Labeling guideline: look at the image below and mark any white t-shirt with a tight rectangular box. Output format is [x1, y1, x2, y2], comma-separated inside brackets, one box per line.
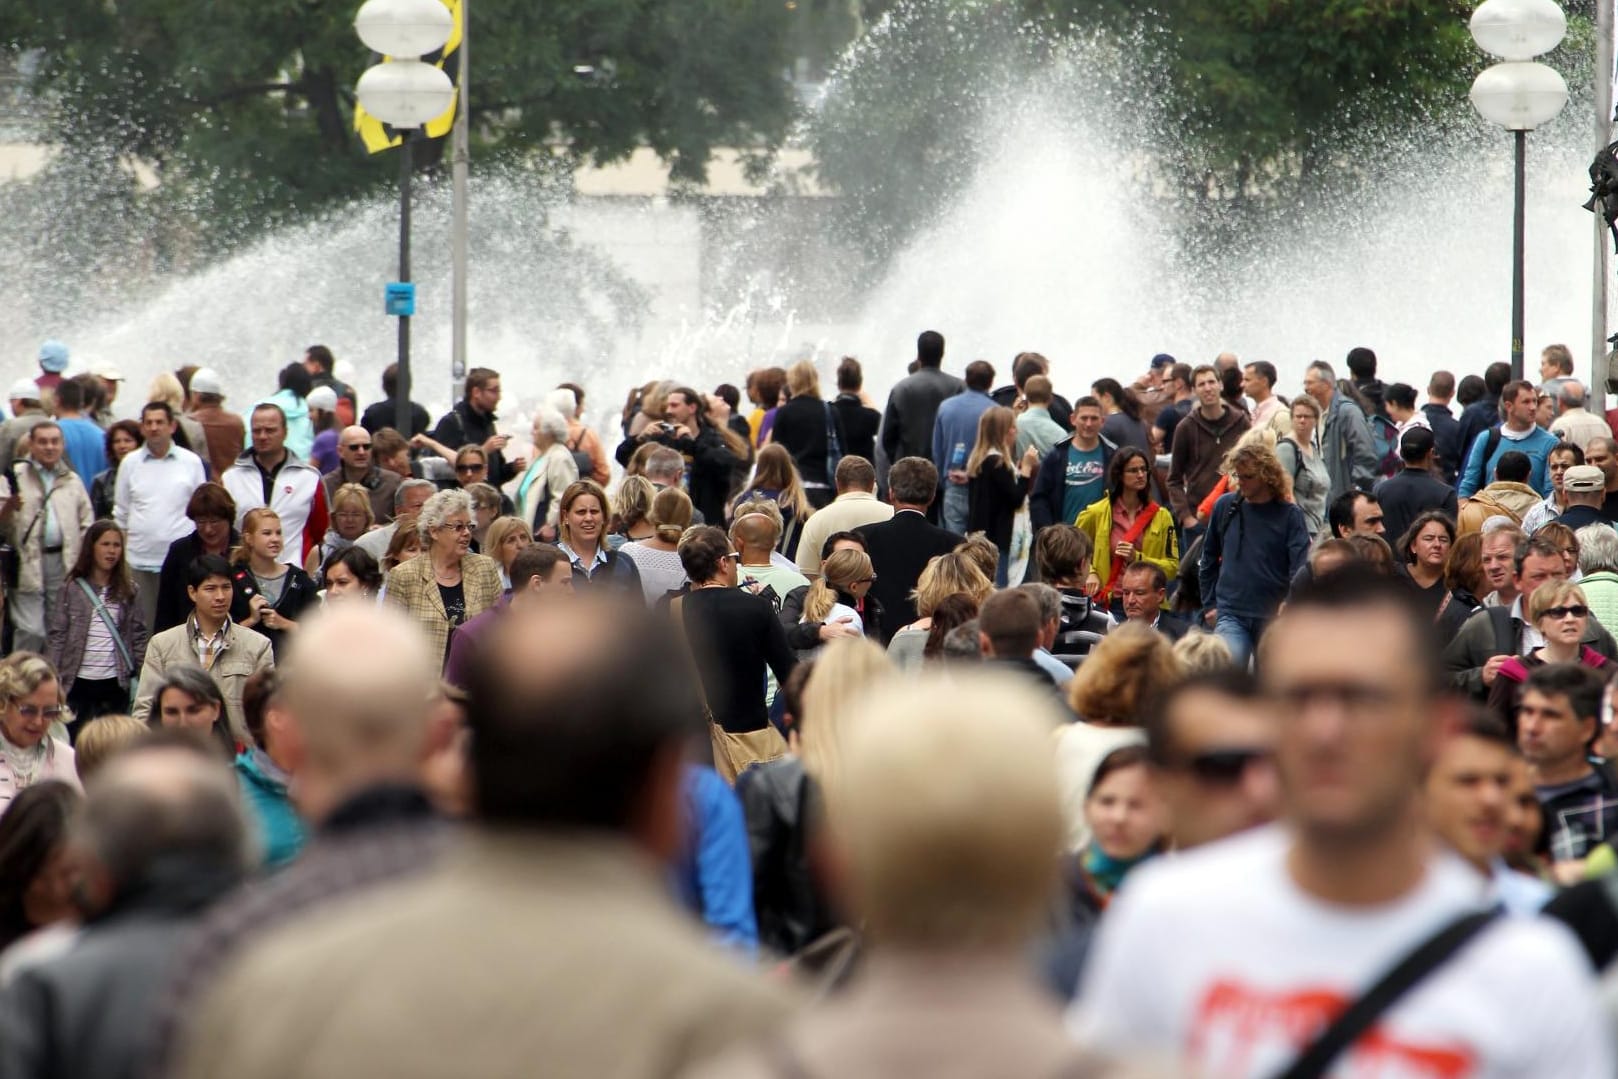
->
[1070, 825, 1612, 1078]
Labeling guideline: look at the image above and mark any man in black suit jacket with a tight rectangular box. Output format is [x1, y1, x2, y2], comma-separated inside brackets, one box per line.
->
[1118, 563, 1189, 641]
[1372, 427, 1457, 549]
[857, 457, 964, 642]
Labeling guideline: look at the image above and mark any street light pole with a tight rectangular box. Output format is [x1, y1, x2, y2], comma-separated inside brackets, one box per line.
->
[1467, 0, 1569, 381]
[397, 131, 414, 439]
[354, 0, 455, 439]
[1513, 128, 1526, 376]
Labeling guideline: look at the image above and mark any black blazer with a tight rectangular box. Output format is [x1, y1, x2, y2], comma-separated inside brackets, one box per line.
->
[857, 511, 965, 643]
[832, 394, 882, 466]
[967, 454, 1027, 553]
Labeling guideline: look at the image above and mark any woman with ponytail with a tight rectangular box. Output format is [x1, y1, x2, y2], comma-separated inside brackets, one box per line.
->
[798, 548, 881, 648]
[619, 485, 694, 605]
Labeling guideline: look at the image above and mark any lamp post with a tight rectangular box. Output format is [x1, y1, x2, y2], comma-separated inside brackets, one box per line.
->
[354, 0, 455, 438]
[1468, 0, 1569, 381]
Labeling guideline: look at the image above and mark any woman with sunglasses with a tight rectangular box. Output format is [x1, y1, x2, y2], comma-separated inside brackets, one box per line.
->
[797, 549, 881, 647]
[0, 655, 81, 810]
[1489, 580, 1609, 726]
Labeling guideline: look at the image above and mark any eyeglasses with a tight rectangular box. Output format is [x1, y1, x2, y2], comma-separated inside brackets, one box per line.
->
[1167, 747, 1271, 785]
[344, 443, 372, 452]
[856, 575, 877, 584]
[14, 705, 64, 722]
[439, 521, 473, 534]
[456, 463, 485, 474]
[722, 551, 742, 562]
[1544, 605, 1590, 619]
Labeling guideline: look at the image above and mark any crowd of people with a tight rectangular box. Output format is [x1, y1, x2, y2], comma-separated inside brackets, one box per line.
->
[2, 331, 1618, 1075]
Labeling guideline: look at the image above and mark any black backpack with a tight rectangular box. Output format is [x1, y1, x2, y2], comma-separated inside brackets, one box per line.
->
[1585, 138, 1618, 255]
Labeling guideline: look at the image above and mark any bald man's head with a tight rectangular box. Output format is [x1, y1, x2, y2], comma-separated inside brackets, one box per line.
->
[279, 604, 437, 773]
[730, 512, 781, 558]
[338, 425, 376, 473]
[465, 596, 702, 834]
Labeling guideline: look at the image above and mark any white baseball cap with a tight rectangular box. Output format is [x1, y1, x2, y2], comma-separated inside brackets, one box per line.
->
[90, 360, 125, 381]
[8, 378, 41, 403]
[189, 368, 225, 397]
[306, 386, 339, 412]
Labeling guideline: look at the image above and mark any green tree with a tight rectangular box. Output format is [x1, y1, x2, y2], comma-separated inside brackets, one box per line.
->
[2, 0, 798, 239]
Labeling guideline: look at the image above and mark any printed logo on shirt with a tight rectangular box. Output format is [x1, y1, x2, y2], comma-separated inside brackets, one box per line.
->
[1065, 456, 1105, 490]
[1190, 980, 1475, 1078]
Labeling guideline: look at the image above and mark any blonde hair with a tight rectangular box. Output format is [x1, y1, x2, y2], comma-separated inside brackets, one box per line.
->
[331, 483, 375, 529]
[650, 486, 694, 544]
[911, 552, 993, 618]
[803, 549, 873, 623]
[786, 360, 822, 401]
[74, 714, 147, 784]
[613, 475, 656, 531]
[953, 535, 999, 582]
[1529, 579, 1588, 623]
[798, 637, 893, 792]
[749, 444, 812, 521]
[147, 372, 185, 410]
[0, 653, 65, 712]
[1220, 425, 1278, 477]
[1170, 630, 1234, 675]
[483, 516, 533, 571]
[384, 513, 422, 571]
[1067, 623, 1181, 724]
[230, 506, 282, 564]
[827, 672, 1066, 947]
[966, 406, 1016, 478]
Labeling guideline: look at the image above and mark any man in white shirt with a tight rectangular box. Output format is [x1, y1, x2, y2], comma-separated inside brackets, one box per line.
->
[794, 456, 893, 578]
[115, 402, 207, 629]
[221, 403, 328, 567]
[1549, 381, 1610, 452]
[1073, 568, 1612, 1077]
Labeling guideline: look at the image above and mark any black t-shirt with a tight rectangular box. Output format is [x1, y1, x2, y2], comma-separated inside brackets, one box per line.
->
[1154, 399, 1192, 448]
[438, 581, 466, 627]
[679, 587, 797, 733]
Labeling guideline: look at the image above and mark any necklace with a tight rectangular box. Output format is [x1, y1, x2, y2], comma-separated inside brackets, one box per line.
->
[0, 731, 46, 791]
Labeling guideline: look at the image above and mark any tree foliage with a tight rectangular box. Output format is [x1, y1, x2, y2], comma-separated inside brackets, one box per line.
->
[2, 0, 798, 238]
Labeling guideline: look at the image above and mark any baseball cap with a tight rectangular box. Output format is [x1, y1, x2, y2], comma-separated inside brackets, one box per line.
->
[1398, 427, 1434, 459]
[1150, 353, 1176, 370]
[1564, 465, 1606, 493]
[90, 360, 125, 381]
[189, 368, 225, 397]
[306, 386, 339, 412]
[38, 340, 69, 373]
[8, 378, 41, 403]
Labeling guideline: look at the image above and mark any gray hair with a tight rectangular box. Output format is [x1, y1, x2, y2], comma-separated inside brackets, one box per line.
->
[942, 620, 982, 660]
[394, 477, 436, 512]
[75, 745, 254, 896]
[150, 665, 225, 718]
[545, 387, 579, 418]
[645, 447, 686, 484]
[417, 488, 474, 540]
[533, 406, 570, 444]
[1307, 360, 1337, 384]
[1018, 582, 1062, 625]
[1560, 381, 1587, 409]
[1578, 524, 1618, 575]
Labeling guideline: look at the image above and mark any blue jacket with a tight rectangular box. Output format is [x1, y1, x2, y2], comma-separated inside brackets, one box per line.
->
[1457, 425, 1558, 498]
[235, 749, 306, 869]
[1031, 435, 1118, 531]
[674, 764, 758, 957]
[931, 389, 996, 485]
[1198, 493, 1310, 620]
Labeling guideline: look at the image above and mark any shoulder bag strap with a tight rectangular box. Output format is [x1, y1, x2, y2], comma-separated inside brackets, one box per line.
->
[670, 596, 714, 720]
[76, 578, 135, 673]
[1273, 910, 1499, 1079]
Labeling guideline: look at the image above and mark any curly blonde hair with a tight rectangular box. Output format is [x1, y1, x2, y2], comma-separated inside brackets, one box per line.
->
[911, 552, 993, 619]
[1229, 442, 1291, 503]
[1067, 623, 1181, 724]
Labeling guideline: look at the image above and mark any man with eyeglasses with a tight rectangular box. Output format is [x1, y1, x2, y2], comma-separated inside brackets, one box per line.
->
[1142, 668, 1276, 850]
[1073, 569, 1608, 1076]
[321, 425, 400, 525]
[221, 403, 328, 568]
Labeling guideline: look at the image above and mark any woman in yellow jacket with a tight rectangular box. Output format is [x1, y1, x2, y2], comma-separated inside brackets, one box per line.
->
[1074, 446, 1178, 614]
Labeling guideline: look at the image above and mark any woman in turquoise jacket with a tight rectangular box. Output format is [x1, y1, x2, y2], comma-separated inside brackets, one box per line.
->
[265, 362, 316, 462]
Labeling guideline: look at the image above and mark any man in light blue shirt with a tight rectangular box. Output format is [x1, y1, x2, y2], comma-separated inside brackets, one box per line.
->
[52, 378, 106, 489]
[1015, 374, 1068, 460]
[930, 360, 997, 534]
